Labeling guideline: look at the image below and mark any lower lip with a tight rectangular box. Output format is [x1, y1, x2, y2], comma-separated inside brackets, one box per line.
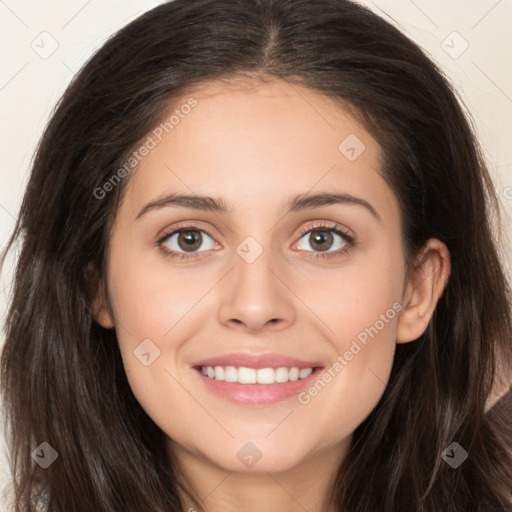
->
[193, 367, 323, 406]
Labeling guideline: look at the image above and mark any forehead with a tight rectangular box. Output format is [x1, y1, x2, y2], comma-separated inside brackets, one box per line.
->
[117, 76, 399, 227]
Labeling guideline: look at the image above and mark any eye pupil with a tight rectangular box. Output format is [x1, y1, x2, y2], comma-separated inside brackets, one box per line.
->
[310, 231, 333, 252]
[178, 231, 202, 252]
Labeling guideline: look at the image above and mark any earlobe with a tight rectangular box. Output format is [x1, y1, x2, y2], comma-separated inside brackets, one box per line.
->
[87, 262, 115, 329]
[396, 239, 451, 344]
[94, 290, 115, 329]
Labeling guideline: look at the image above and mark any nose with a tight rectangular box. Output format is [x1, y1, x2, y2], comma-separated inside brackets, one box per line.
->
[217, 246, 297, 333]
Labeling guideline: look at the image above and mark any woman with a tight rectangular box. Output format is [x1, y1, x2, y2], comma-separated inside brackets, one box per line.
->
[1, 0, 511, 510]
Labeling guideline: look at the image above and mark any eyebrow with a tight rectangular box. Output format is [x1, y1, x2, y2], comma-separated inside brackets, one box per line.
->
[135, 191, 382, 222]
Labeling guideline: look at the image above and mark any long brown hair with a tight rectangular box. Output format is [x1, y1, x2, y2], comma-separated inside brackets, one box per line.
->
[1, 0, 511, 510]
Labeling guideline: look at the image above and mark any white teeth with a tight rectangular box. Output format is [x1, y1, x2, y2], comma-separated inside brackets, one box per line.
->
[224, 366, 238, 382]
[275, 367, 289, 383]
[200, 365, 316, 384]
[256, 368, 275, 384]
[299, 368, 313, 379]
[214, 366, 224, 380]
[238, 367, 256, 384]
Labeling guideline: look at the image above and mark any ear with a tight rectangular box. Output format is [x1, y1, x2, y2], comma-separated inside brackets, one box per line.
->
[396, 239, 451, 344]
[87, 261, 115, 329]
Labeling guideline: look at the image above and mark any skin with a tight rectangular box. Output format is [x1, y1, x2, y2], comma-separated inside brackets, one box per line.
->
[94, 76, 451, 512]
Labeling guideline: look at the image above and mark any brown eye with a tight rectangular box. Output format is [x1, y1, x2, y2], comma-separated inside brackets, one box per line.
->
[308, 231, 334, 252]
[178, 230, 203, 252]
[297, 229, 349, 254]
[161, 229, 217, 254]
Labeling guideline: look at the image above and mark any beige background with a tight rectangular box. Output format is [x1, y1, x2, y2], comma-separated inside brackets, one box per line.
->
[0, 0, 511, 507]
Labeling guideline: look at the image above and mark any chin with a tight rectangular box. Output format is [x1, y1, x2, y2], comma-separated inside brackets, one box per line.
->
[202, 440, 312, 474]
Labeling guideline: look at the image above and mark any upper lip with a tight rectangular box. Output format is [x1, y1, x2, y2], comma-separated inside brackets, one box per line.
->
[192, 352, 324, 370]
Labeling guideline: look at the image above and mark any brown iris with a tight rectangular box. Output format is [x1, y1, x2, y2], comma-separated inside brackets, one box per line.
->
[178, 230, 203, 252]
[309, 230, 333, 252]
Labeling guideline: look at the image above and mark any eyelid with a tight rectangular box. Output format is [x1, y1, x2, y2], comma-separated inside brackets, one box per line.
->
[156, 221, 219, 246]
[291, 221, 356, 260]
[156, 220, 356, 260]
[296, 220, 355, 242]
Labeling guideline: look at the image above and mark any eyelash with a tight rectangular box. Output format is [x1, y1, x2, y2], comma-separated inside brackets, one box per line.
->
[156, 221, 357, 261]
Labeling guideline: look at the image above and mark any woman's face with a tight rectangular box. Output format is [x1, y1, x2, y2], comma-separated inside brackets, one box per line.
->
[95, 77, 447, 475]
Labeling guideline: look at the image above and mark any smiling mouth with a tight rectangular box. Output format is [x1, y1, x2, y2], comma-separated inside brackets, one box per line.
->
[194, 365, 323, 385]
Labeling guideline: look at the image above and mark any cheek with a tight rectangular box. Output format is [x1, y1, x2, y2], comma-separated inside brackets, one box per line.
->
[295, 254, 403, 434]
[107, 246, 213, 343]
[302, 246, 403, 353]
[105, 250, 216, 420]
